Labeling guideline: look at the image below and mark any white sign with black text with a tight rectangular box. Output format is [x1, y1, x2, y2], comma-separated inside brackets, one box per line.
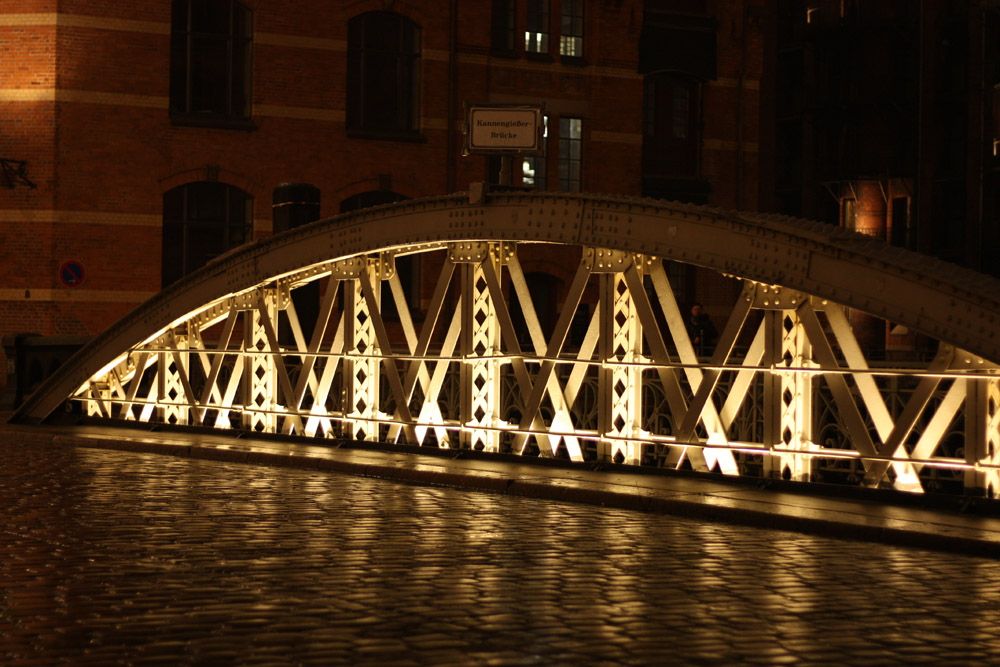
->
[466, 105, 543, 154]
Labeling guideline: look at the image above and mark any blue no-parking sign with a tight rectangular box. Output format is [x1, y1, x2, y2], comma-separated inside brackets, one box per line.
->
[59, 260, 85, 287]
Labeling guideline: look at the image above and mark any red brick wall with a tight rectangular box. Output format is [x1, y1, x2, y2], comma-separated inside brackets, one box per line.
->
[0, 0, 762, 390]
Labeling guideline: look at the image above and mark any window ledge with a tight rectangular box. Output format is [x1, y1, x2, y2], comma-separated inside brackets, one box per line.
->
[525, 51, 554, 62]
[346, 127, 428, 143]
[170, 113, 257, 131]
[560, 55, 588, 67]
[490, 48, 519, 59]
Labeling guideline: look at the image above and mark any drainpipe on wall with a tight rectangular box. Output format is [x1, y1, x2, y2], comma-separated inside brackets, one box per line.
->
[446, 0, 459, 193]
[977, 6, 986, 272]
[736, 1, 747, 210]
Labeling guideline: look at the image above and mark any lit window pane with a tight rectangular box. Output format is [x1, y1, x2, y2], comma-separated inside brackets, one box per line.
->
[525, 0, 549, 53]
[522, 116, 548, 189]
[559, 0, 584, 57]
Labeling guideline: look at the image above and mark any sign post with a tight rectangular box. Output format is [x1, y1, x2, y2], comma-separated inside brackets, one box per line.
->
[464, 104, 544, 186]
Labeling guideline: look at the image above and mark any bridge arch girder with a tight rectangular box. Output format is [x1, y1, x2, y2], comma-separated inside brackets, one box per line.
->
[11, 191, 1000, 496]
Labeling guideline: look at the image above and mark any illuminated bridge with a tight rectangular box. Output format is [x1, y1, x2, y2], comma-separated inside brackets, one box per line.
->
[12, 190, 1000, 497]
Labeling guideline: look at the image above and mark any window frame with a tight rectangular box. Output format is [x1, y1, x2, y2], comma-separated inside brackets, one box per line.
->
[340, 191, 420, 319]
[169, 0, 254, 130]
[558, 116, 582, 193]
[521, 114, 548, 189]
[642, 71, 700, 178]
[346, 11, 424, 141]
[559, 0, 585, 62]
[491, 0, 518, 57]
[525, 0, 550, 58]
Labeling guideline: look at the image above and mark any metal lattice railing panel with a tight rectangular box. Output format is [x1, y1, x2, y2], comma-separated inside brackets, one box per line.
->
[54, 241, 1000, 496]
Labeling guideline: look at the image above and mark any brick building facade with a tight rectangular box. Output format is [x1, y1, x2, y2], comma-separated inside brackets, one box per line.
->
[0, 0, 765, 393]
[767, 0, 1000, 274]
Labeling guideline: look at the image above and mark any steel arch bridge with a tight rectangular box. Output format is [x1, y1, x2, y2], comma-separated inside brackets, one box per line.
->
[12, 190, 1000, 496]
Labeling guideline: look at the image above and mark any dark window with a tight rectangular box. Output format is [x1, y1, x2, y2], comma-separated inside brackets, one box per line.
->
[559, 0, 584, 58]
[522, 115, 548, 188]
[932, 180, 966, 259]
[558, 117, 582, 192]
[340, 191, 418, 319]
[645, 0, 705, 11]
[891, 196, 909, 247]
[671, 85, 690, 138]
[666, 261, 693, 310]
[993, 84, 1000, 157]
[169, 0, 252, 127]
[162, 182, 252, 287]
[638, 6, 717, 81]
[347, 12, 421, 136]
[525, 0, 549, 54]
[642, 73, 698, 177]
[775, 119, 803, 191]
[511, 271, 562, 347]
[491, 0, 516, 54]
[488, 156, 503, 185]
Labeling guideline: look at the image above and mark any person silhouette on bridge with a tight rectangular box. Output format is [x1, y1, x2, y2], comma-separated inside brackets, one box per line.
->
[688, 302, 717, 356]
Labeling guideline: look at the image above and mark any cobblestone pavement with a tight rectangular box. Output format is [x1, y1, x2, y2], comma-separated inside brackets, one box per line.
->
[3, 442, 1000, 665]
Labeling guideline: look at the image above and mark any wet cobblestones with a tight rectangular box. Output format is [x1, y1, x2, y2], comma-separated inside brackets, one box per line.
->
[3, 441, 1000, 665]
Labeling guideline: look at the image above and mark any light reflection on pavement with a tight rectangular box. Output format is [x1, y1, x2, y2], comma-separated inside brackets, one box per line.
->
[2, 441, 999, 665]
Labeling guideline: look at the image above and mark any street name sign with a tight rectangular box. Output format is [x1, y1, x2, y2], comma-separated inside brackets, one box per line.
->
[465, 105, 544, 154]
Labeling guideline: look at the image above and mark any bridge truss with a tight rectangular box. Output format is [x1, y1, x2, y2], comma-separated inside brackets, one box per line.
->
[13, 192, 1000, 497]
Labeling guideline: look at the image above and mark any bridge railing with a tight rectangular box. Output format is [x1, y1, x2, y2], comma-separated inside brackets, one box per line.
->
[13, 192, 1000, 499]
[57, 242, 1000, 498]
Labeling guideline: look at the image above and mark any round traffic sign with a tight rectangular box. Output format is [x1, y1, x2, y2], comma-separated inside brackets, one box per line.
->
[59, 260, 85, 287]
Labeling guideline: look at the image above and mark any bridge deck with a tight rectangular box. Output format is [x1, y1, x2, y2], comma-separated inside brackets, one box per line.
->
[4, 417, 1000, 557]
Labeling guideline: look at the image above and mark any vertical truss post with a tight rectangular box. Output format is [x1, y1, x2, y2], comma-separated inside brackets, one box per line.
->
[344, 263, 380, 442]
[243, 291, 276, 433]
[158, 335, 189, 427]
[762, 311, 782, 478]
[50, 225, 1000, 501]
[119, 353, 142, 421]
[756, 285, 815, 480]
[774, 309, 814, 481]
[965, 375, 1000, 497]
[598, 256, 642, 464]
[454, 242, 502, 451]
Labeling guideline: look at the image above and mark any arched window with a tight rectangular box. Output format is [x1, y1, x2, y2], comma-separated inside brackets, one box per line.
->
[643, 72, 698, 178]
[162, 182, 252, 287]
[346, 12, 421, 136]
[340, 191, 419, 319]
[169, 0, 253, 127]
